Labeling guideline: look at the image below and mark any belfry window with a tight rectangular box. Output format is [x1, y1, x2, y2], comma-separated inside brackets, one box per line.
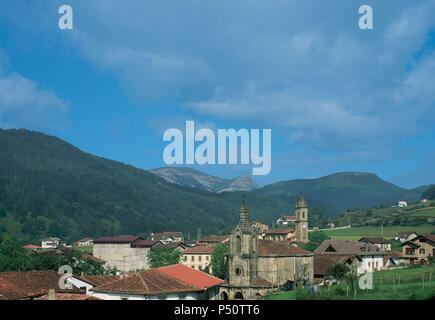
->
[236, 235, 242, 252]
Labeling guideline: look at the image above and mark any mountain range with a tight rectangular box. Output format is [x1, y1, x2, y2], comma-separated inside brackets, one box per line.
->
[0, 129, 429, 243]
[150, 167, 259, 193]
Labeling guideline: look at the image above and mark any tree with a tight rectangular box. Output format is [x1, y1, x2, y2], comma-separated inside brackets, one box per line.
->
[422, 185, 435, 200]
[326, 263, 349, 281]
[210, 244, 228, 279]
[147, 247, 181, 268]
[302, 230, 331, 252]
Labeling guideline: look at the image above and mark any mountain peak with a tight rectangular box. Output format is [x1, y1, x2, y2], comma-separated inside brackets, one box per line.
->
[150, 167, 259, 193]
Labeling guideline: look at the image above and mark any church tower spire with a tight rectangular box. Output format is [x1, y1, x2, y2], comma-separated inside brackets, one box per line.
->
[295, 193, 309, 242]
[239, 194, 249, 229]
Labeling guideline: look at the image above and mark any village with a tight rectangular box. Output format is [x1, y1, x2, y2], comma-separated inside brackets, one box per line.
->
[0, 195, 434, 301]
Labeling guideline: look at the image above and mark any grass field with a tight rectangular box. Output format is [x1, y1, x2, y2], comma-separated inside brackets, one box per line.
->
[323, 225, 434, 240]
[264, 264, 435, 300]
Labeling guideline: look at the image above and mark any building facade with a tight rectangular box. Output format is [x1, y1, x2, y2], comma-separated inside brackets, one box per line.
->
[182, 245, 214, 272]
[220, 199, 314, 300]
[93, 236, 157, 272]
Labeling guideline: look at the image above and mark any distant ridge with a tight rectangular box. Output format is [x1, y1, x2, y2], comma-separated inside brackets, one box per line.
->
[253, 171, 425, 214]
[150, 167, 259, 193]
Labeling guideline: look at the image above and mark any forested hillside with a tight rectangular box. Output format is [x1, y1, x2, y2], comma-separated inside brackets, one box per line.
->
[0, 129, 288, 243]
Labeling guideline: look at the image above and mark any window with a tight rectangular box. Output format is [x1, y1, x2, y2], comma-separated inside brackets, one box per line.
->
[184, 256, 187, 261]
[236, 236, 242, 253]
[191, 255, 195, 262]
[406, 248, 415, 255]
[419, 248, 425, 254]
[205, 256, 209, 261]
[199, 255, 202, 262]
[234, 267, 242, 277]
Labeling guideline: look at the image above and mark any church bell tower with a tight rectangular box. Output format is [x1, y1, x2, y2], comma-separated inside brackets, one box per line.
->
[228, 197, 258, 287]
[295, 194, 309, 242]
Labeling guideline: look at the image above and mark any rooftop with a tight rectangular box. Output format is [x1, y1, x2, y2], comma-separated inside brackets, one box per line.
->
[314, 240, 385, 255]
[93, 235, 140, 244]
[258, 240, 313, 256]
[183, 245, 214, 254]
[0, 271, 78, 300]
[93, 264, 223, 296]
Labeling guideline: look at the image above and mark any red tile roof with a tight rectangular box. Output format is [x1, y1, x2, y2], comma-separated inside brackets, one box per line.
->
[93, 269, 198, 295]
[258, 240, 312, 256]
[0, 271, 78, 300]
[182, 245, 214, 254]
[77, 275, 120, 287]
[22, 244, 41, 250]
[36, 293, 101, 300]
[131, 239, 159, 248]
[156, 264, 224, 290]
[94, 235, 140, 244]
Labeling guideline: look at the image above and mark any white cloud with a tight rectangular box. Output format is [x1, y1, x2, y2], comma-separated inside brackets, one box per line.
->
[0, 62, 68, 130]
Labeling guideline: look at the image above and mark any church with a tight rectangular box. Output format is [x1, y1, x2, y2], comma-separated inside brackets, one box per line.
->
[220, 195, 314, 300]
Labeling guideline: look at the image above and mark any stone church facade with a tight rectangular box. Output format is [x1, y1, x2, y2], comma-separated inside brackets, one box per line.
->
[220, 195, 314, 300]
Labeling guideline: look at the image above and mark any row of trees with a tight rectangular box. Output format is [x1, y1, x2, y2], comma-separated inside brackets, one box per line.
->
[0, 236, 115, 275]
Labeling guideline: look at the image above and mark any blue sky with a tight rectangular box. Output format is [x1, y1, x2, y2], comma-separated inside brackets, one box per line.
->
[0, 1, 435, 188]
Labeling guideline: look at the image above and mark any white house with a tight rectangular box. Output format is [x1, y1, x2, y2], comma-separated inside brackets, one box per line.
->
[398, 201, 408, 208]
[276, 215, 296, 226]
[41, 237, 61, 249]
[74, 237, 94, 247]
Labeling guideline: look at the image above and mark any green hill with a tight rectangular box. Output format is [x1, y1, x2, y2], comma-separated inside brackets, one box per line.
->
[254, 172, 425, 215]
[0, 129, 288, 243]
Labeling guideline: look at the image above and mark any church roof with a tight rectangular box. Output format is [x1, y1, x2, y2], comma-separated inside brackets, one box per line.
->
[258, 240, 313, 256]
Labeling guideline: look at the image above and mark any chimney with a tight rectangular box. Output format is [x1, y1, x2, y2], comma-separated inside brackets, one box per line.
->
[48, 289, 56, 301]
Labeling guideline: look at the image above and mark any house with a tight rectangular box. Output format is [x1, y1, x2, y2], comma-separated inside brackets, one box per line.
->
[386, 251, 405, 266]
[262, 229, 295, 241]
[313, 254, 361, 279]
[276, 215, 296, 226]
[74, 237, 94, 247]
[398, 201, 408, 208]
[150, 232, 184, 243]
[91, 264, 224, 300]
[0, 271, 80, 300]
[41, 237, 61, 249]
[314, 240, 389, 273]
[401, 234, 435, 265]
[394, 231, 419, 243]
[93, 235, 158, 272]
[197, 235, 230, 246]
[249, 220, 269, 235]
[182, 245, 214, 272]
[359, 237, 392, 251]
[421, 198, 429, 203]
